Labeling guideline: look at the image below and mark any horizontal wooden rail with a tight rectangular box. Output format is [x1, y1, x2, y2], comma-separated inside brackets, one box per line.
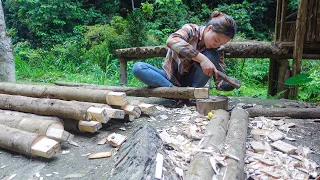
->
[115, 41, 320, 84]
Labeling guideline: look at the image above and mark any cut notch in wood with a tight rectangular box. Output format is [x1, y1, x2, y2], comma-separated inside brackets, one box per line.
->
[106, 92, 128, 106]
[86, 107, 109, 123]
[103, 108, 125, 119]
[194, 88, 209, 99]
[46, 127, 74, 142]
[31, 137, 60, 158]
[78, 120, 102, 133]
[121, 104, 141, 118]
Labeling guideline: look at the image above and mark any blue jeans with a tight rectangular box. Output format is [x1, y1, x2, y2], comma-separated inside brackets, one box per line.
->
[132, 49, 233, 89]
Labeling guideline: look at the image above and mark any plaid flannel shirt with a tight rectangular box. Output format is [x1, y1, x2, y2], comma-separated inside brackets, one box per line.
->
[163, 24, 225, 87]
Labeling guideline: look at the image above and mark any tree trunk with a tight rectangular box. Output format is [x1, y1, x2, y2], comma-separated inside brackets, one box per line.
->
[54, 82, 209, 99]
[218, 108, 249, 180]
[110, 124, 177, 179]
[186, 110, 230, 180]
[246, 107, 320, 119]
[0, 1, 15, 82]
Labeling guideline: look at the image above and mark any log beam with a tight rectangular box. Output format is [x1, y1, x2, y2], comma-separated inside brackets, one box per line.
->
[54, 82, 209, 99]
[246, 107, 320, 119]
[186, 110, 230, 179]
[218, 108, 249, 180]
[0, 94, 109, 123]
[0, 124, 60, 158]
[0, 82, 128, 106]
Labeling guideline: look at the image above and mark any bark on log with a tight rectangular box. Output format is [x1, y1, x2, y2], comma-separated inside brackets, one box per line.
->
[196, 96, 228, 115]
[114, 42, 287, 58]
[186, 110, 230, 180]
[0, 94, 109, 122]
[0, 82, 128, 106]
[0, 114, 64, 138]
[218, 108, 249, 180]
[54, 82, 209, 99]
[0, 2, 16, 82]
[246, 107, 320, 119]
[0, 124, 60, 158]
[111, 124, 177, 179]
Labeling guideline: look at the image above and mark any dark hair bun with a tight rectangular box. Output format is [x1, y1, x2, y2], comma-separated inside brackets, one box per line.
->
[210, 11, 225, 18]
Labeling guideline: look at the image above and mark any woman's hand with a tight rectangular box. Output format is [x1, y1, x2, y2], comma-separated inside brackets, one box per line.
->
[200, 58, 218, 77]
[192, 53, 218, 78]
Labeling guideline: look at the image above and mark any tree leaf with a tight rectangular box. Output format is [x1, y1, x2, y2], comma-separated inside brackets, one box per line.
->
[285, 73, 313, 85]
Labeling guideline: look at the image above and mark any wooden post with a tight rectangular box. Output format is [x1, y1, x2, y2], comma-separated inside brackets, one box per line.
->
[119, 57, 128, 85]
[277, 59, 289, 98]
[274, 0, 282, 41]
[291, 0, 308, 98]
[279, 0, 288, 41]
[267, 58, 279, 96]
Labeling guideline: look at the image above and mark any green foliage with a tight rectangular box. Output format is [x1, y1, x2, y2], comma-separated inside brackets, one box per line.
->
[126, 9, 147, 47]
[4, 0, 105, 47]
[285, 74, 313, 85]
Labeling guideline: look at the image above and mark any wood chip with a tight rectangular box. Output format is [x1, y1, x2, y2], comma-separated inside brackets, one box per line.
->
[267, 130, 284, 141]
[270, 140, 297, 154]
[251, 129, 271, 136]
[97, 136, 108, 145]
[107, 133, 127, 147]
[250, 141, 265, 153]
[260, 169, 282, 179]
[88, 152, 112, 159]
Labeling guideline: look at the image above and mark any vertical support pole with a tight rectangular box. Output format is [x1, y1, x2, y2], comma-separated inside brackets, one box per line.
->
[119, 57, 128, 85]
[274, 0, 282, 42]
[267, 58, 279, 96]
[290, 0, 308, 98]
[279, 0, 288, 41]
[277, 59, 289, 98]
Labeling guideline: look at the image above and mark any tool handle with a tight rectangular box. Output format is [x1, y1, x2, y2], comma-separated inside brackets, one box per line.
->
[217, 71, 242, 89]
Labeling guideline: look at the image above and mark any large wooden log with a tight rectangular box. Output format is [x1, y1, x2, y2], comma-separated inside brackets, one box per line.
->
[0, 114, 73, 142]
[0, 124, 60, 158]
[0, 94, 109, 123]
[110, 124, 176, 179]
[218, 108, 249, 180]
[114, 42, 288, 58]
[0, 82, 128, 106]
[246, 107, 320, 119]
[54, 82, 209, 99]
[186, 109, 230, 180]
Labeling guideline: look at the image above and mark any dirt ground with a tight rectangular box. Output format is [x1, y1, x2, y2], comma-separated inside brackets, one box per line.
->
[0, 96, 319, 180]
